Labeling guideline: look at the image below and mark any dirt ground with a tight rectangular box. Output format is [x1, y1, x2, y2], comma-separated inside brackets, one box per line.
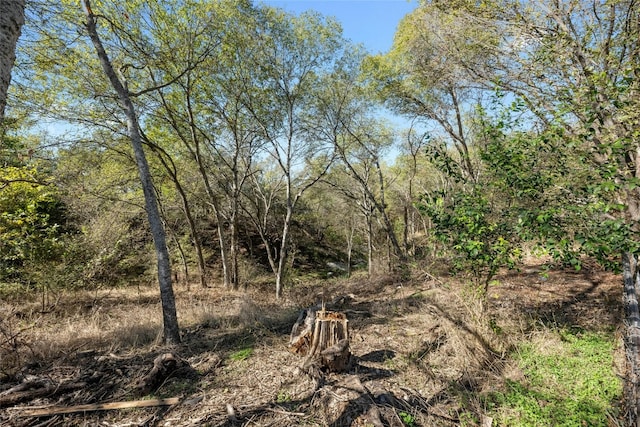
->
[0, 260, 624, 426]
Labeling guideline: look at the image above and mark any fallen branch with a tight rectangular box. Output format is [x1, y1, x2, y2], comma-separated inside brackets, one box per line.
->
[0, 382, 86, 407]
[0, 379, 47, 397]
[20, 397, 181, 417]
[264, 407, 306, 417]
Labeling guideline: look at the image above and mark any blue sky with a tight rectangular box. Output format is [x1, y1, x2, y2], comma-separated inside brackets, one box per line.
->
[260, 0, 418, 54]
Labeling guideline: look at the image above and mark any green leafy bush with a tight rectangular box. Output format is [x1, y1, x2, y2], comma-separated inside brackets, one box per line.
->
[0, 167, 67, 283]
[419, 189, 521, 289]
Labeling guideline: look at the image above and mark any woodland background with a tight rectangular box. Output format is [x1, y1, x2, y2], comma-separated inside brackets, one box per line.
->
[1, 1, 639, 425]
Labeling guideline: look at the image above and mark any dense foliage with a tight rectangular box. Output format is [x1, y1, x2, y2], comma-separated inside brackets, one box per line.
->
[0, 166, 66, 283]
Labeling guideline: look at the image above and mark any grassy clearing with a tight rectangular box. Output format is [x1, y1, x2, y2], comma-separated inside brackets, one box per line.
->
[485, 328, 622, 426]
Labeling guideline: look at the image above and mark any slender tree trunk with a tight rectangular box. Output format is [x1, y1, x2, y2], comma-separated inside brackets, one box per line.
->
[229, 207, 239, 289]
[82, 0, 180, 344]
[345, 224, 354, 278]
[0, 0, 25, 119]
[173, 233, 189, 287]
[366, 212, 373, 277]
[258, 231, 278, 276]
[338, 144, 404, 271]
[215, 208, 231, 288]
[373, 159, 404, 264]
[244, 174, 280, 276]
[228, 160, 240, 289]
[153, 83, 214, 288]
[199, 167, 230, 288]
[406, 176, 416, 257]
[228, 147, 244, 290]
[403, 205, 409, 255]
[229, 159, 251, 290]
[275, 205, 293, 299]
[625, 176, 640, 424]
[387, 235, 392, 273]
[623, 252, 640, 426]
[182, 81, 232, 288]
[154, 193, 188, 286]
[170, 176, 206, 288]
[190, 212, 207, 288]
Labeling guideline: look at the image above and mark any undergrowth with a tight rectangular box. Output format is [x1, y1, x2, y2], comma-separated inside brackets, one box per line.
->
[485, 328, 621, 426]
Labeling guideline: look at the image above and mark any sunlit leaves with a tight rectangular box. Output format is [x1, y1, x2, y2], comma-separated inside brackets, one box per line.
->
[419, 188, 519, 286]
[0, 167, 65, 281]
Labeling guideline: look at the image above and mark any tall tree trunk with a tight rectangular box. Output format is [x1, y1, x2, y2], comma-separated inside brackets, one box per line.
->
[154, 192, 189, 286]
[625, 178, 640, 425]
[372, 159, 405, 264]
[215, 208, 231, 288]
[228, 153, 247, 290]
[275, 204, 293, 299]
[183, 77, 232, 288]
[403, 205, 409, 255]
[345, 224, 354, 278]
[152, 81, 216, 288]
[229, 207, 239, 289]
[82, 0, 180, 344]
[0, 0, 25, 119]
[172, 232, 189, 287]
[623, 252, 640, 426]
[186, 201, 207, 288]
[365, 212, 373, 277]
[198, 162, 230, 288]
[256, 228, 278, 277]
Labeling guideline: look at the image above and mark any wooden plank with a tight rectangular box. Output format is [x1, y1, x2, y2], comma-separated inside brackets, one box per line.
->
[21, 397, 181, 417]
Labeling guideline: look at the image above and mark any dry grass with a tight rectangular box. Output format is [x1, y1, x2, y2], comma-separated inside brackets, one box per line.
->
[0, 260, 624, 426]
[0, 283, 296, 372]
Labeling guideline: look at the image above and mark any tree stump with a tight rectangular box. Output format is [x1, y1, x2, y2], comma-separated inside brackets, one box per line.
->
[289, 306, 351, 374]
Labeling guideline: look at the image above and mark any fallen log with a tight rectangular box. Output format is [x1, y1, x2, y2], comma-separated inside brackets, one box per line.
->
[0, 379, 48, 397]
[0, 382, 86, 408]
[20, 397, 181, 417]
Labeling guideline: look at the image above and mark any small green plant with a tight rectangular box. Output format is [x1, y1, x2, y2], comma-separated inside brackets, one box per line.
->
[276, 390, 292, 403]
[398, 410, 416, 427]
[488, 317, 502, 335]
[409, 291, 425, 300]
[459, 411, 479, 426]
[382, 352, 400, 370]
[229, 347, 253, 362]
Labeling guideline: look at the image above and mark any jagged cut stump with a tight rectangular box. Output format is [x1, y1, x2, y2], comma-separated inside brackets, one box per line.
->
[289, 307, 351, 374]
